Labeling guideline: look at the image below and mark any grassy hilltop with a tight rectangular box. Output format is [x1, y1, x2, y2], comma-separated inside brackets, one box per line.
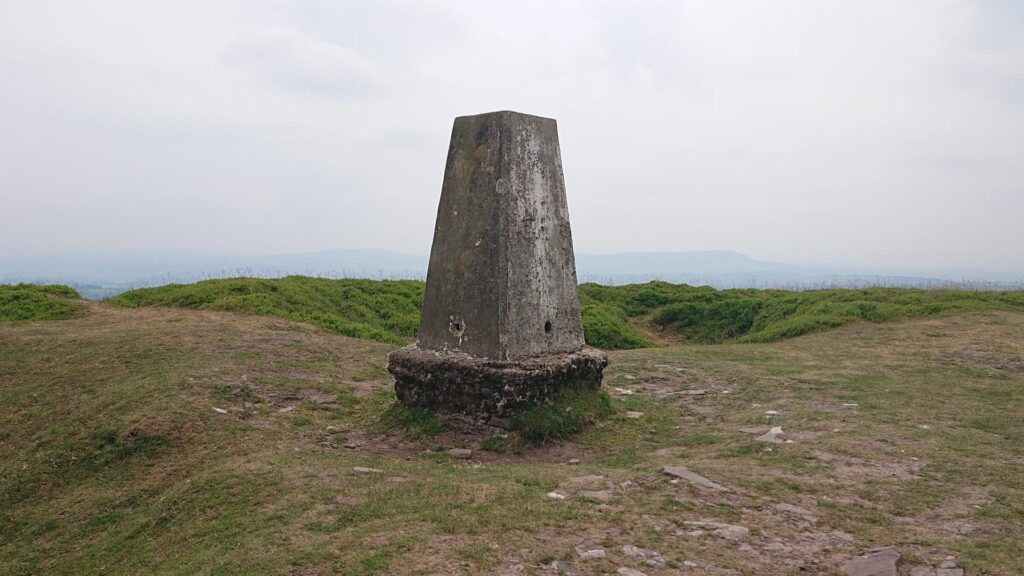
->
[0, 284, 83, 321]
[1, 284, 1022, 574]
[107, 276, 1024, 350]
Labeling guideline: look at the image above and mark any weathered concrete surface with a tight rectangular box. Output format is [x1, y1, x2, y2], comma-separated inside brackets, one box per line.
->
[389, 345, 606, 418]
[416, 111, 585, 360]
[388, 111, 606, 417]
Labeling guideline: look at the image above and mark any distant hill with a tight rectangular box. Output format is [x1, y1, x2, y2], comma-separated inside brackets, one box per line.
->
[1, 249, 1021, 299]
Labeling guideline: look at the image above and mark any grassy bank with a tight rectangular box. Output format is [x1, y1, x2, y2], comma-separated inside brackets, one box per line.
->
[111, 277, 1024, 350]
[111, 277, 422, 346]
[580, 281, 1024, 344]
[0, 284, 82, 321]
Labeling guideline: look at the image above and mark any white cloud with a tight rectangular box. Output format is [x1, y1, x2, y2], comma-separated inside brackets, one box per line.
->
[224, 26, 381, 97]
[0, 0, 1021, 270]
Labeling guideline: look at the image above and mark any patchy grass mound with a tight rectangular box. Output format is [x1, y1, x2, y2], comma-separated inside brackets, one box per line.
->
[111, 277, 1024, 349]
[0, 284, 82, 321]
[111, 276, 651, 350]
[581, 281, 1024, 343]
[111, 276, 423, 345]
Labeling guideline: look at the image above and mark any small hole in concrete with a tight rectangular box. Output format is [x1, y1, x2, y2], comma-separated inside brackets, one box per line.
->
[544, 320, 552, 333]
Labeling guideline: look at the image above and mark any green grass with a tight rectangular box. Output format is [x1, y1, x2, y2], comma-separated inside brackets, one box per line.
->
[378, 403, 445, 438]
[110, 277, 1024, 349]
[580, 281, 1024, 343]
[110, 276, 422, 346]
[0, 284, 82, 321]
[2, 296, 1024, 574]
[513, 387, 615, 445]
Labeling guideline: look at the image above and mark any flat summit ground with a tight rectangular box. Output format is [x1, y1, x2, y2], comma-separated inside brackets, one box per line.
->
[2, 302, 1023, 575]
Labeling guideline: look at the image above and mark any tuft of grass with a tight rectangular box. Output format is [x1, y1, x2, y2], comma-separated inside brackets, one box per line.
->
[481, 435, 509, 453]
[378, 403, 445, 438]
[513, 388, 615, 445]
[0, 284, 82, 321]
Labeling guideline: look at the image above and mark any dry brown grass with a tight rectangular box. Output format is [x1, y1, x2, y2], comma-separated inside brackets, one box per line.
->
[1, 303, 1022, 574]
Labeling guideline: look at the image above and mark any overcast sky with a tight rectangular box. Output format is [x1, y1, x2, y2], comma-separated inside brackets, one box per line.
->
[1, 1, 1022, 270]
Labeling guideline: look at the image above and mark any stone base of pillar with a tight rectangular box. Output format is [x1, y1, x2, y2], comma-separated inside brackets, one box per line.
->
[387, 345, 608, 422]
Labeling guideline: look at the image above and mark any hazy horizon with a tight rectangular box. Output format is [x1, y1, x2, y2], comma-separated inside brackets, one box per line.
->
[2, 1, 1022, 271]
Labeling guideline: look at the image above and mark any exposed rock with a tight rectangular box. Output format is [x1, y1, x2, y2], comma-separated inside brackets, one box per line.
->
[574, 542, 606, 561]
[353, 466, 383, 473]
[774, 502, 815, 519]
[546, 491, 568, 500]
[621, 545, 666, 568]
[496, 556, 527, 575]
[613, 387, 636, 395]
[617, 568, 647, 576]
[842, 548, 900, 576]
[739, 426, 769, 434]
[662, 466, 729, 491]
[212, 407, 228, 414]
[909, 568, 936, 576]
[683, 521, 750, 542]
[755, 426, 793, 444]
[682, 560, 742, 575]
[624, 410, 644, 418]
[579, 490, 613, 503]
[567, 474, 607, 486]
[447, 448, 473, 459]
[936, 570, 963, 576]
[550, 560, 583, 576]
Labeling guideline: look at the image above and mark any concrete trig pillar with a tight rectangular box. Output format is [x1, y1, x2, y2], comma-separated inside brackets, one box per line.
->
[387, 111, 607, 420]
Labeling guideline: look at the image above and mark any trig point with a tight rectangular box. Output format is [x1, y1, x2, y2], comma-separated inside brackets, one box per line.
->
[387, 111, 607, 421]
